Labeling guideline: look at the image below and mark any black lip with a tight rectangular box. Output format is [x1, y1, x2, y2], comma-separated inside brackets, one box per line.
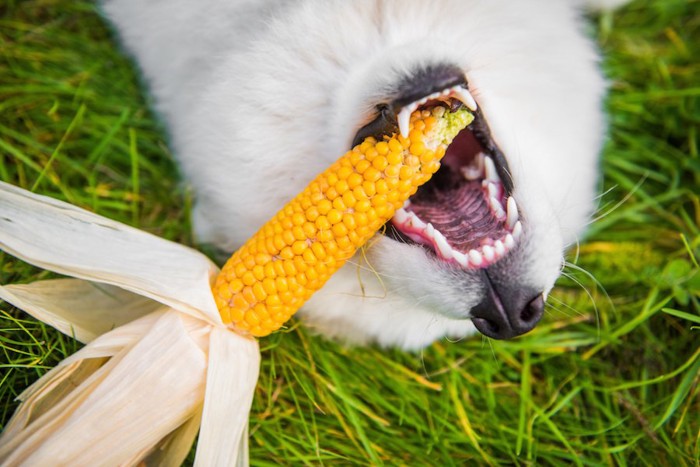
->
[352, 104, 398, 148]
[352, 63, 468, 148]
[391, 63, 467, 111]
[468, 108, 513, 195]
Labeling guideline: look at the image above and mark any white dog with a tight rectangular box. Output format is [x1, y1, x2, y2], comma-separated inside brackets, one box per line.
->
[102, 0, 620, 349]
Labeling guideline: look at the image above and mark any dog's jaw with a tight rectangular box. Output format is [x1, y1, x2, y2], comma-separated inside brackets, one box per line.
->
[104, 0, 606, 348]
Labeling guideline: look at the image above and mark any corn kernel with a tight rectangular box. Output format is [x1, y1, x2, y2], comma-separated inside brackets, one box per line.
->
[213, 107, 472, 336]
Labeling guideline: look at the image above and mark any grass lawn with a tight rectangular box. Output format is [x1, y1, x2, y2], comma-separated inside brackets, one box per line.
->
[1, 0, 698, 465]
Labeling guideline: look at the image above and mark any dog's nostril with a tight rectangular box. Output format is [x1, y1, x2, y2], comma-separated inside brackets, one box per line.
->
[520, 294, 544, 323]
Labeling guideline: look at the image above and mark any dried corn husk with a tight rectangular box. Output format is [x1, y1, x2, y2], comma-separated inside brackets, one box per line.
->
[0, 182, 259, 466]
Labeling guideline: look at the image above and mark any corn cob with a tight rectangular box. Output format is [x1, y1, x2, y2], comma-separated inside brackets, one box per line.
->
[212, 107, 474, 336]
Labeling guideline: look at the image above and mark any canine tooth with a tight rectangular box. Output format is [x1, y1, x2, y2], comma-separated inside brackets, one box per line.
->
[452, 85, 478, 111]
[468, 249, 483, 266]
[484, 156, 499, 182]
[453, 251, 469, 268]
[482, 245, 495, 262]
[397, 104, 415, 138]
[504, 233, 515, 249]
[506, 196, 518, 228]
[393, 208, 409, 225]
[494, 240, 505, 257]
[512, 221, 523, 239]
[426, 222, 435, 238]
[434, 231, 454, 259]
[442, 89, 451, 96]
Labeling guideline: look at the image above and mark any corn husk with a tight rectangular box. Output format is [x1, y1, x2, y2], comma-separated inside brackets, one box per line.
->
[0, 182, 260, 466]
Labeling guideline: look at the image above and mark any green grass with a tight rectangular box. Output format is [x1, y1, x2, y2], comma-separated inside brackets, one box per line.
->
[1, 0, 698, 465]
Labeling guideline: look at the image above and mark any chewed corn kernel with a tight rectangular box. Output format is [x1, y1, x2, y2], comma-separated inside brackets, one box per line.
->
[213, 106, 474, 336]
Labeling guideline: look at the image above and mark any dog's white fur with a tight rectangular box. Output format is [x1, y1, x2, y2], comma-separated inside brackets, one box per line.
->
[103, 0, 612, 349]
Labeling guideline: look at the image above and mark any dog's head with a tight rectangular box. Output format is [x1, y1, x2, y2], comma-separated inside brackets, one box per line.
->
[183, 1, 606, 348]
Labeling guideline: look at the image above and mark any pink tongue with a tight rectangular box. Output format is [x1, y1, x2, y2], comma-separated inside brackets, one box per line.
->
[406, 181, 505, 252]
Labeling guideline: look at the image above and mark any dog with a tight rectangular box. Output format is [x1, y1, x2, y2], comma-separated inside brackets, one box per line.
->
[101, 0, 621, 349]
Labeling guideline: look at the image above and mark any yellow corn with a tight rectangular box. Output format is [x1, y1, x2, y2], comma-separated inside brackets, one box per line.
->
[212, 107, 474, 336]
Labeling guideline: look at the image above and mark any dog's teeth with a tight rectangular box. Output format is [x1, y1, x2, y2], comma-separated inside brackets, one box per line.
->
[393, 208, 409, 225]
[397, 105, 414, 138]
[487, 183, 499, 199]
[468, 249, 483, 266]
[504, 233, 515, 249]
[442, 89, 451, 96]
[494, 239, 505, 257]
[452, 85, 478, 111]
[460, 165, 482, 181]
[462, 153, 486, 181]
[484, 156, 499, 182]
[434, 231, 453, 259]
[512, 221, 523, 239]
[490, 197, 505, 219]
[506, 196, 518, 228]
[403, 200, 411, 208]
[482, 245, 495, 262]
[453, 251, 469, 268]
[410, 212, 426, 229]
[426, 222, 435, 238]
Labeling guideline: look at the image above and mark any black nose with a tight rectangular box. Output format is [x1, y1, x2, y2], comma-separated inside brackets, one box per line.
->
[470, 272, 545, 339]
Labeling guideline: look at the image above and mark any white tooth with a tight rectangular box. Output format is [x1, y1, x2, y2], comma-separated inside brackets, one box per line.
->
[397, 106, 413, 138]
[453, 251, 468, 267]
[452, 85, 478, 111]
[410, 212, 426, 229]
[430, 91, 441, 99]
[419, 97, 428, 105]
[403, 200, 411, 208]
[442, 89, 451, 96]
[484, 157, 499, 182]
[482, 245, 495, 262]
[490, 197, 505, 218]
[494, 240, 505, 257]
[460, 165, 482, 181]
[512, 221, 523, 239]
[506, 196, 518, 228]
[393, 208, 409, 225]
[434, 231, 453, 259]
[487, 183, 498, 199]
[504, 234, 515, 249]
[468, 249, 483, 266]
[426, 222, 435, 238]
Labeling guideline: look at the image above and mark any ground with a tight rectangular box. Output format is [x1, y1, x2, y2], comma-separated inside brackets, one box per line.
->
[0, 0, 698, 464]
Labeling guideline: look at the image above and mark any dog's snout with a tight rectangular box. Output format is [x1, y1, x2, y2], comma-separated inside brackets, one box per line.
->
[470, 271, 544, 339]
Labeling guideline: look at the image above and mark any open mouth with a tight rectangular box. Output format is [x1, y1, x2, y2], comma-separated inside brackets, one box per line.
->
[354, 80, 522, 269]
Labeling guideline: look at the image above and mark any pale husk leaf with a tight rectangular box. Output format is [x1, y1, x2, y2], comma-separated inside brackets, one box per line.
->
[0, 311, 208, 466]
[0, 311, 167, 457]
[0, 181, 221, 324]
[0, 279, 162, 344]
[194, 326, 260, 467]
[142, 405, 204, 467]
